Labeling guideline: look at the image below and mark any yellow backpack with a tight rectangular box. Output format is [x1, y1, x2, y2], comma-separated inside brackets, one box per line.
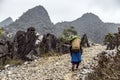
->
[71, 38, 81, 50]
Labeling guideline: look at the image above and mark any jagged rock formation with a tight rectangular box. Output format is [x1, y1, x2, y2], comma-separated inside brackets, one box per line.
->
[54, 13, 120, 43]
[6, 5, 54, 34]
[0, 17, 13, 27]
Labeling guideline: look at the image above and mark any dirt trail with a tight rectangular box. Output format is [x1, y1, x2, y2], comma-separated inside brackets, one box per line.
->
[64, 44, 106, 80]
[0, 44, 106, 80]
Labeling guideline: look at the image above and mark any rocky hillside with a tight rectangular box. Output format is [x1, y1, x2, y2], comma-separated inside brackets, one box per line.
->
[0, 17, 13, 27]
[55, 13, 120, 43]
[0, 44, 106, 80]
[6, 5, 54, 34]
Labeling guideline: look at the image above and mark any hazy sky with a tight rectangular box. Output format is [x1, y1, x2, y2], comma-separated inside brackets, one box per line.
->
[0, 0, 120, 24]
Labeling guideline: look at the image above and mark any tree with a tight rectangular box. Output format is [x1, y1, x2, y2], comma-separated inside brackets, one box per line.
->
[61, 26, 77, 42]
[63, 26, 77, 37]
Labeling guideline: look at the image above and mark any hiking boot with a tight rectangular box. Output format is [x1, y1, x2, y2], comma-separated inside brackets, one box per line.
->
[75, 68, 80, 71]
[75, 68, 78, 71]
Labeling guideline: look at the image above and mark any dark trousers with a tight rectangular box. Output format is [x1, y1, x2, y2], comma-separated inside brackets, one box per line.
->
[72, 62, 80, 71]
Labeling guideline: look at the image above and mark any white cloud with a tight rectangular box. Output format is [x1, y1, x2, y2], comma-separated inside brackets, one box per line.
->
[0, 0, 120, 24]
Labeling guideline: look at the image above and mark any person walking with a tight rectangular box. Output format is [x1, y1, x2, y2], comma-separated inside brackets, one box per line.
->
[69, 35, 82, 71]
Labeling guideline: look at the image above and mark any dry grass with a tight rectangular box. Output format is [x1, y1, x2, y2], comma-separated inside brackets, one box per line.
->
[86, 52, 120, 80]
[0, 50, 63, 70]
[0, 56, 24, 70]
[40, 51, 62, 57]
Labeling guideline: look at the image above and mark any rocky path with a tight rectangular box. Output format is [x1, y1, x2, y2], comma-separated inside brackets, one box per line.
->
[0, 44, 106, 80]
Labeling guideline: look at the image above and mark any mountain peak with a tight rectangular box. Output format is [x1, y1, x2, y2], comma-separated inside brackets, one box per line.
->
[78, 13, 103, 23]
[0, 17, 13, 27]
[18, 5, 51, 23]
[82, 13, 98, 17]
[7, 5, 54, 34]
[7, 17, 13, 20]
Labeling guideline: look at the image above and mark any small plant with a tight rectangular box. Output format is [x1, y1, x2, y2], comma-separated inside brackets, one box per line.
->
[60, 26, 78, 42]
